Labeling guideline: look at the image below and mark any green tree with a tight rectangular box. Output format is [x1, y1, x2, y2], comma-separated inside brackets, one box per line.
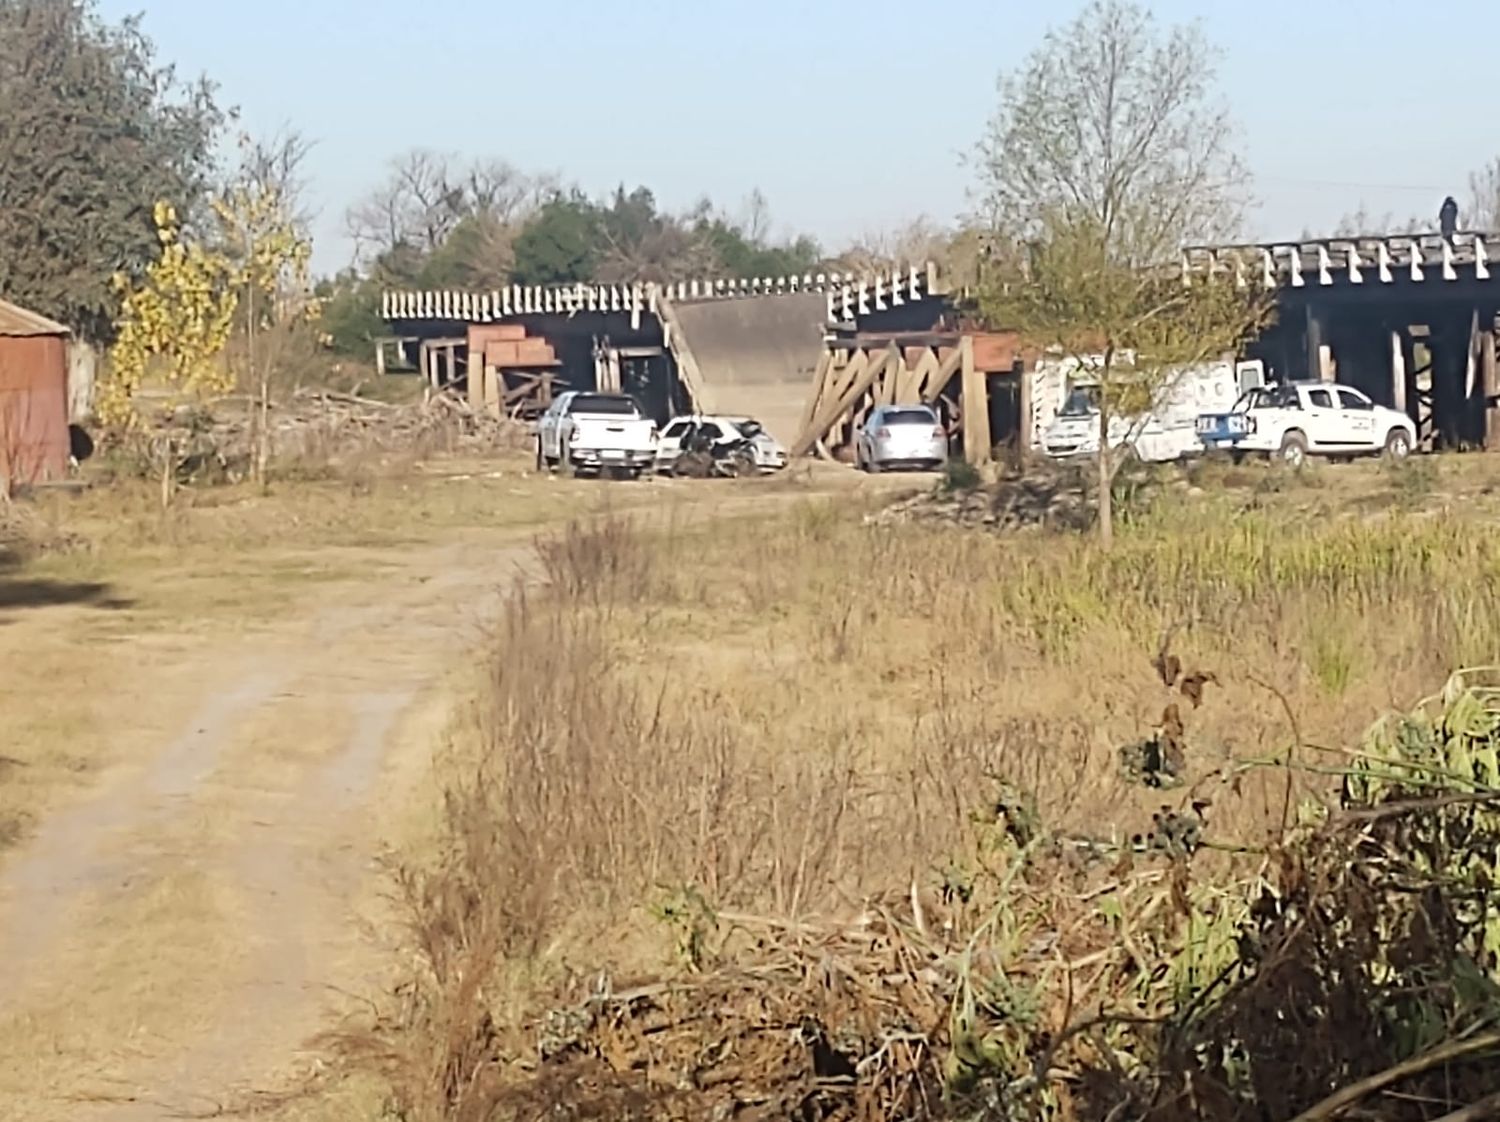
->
[975, 0, 1270, 546]
[0, 0, 225, 342]
[510, 193, 603, 285]
[316, 271, 385, 357]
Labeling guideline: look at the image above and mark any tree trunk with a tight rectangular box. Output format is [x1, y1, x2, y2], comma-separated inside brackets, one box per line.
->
[159, 436, 175, 510]
[1096, 409, 1113, 548]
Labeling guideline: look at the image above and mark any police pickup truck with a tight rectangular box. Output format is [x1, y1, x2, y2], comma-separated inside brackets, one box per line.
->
[1196, 382, 1416, 468]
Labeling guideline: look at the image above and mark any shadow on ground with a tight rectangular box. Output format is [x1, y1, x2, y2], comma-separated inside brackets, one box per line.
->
[0, 550, 131, 621]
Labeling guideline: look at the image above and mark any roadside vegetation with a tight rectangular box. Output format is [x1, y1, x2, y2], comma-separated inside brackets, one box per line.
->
[322, 456, 1500, 1121]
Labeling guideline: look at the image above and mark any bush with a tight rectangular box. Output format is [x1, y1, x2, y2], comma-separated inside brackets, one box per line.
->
[941, 457, 982, 493]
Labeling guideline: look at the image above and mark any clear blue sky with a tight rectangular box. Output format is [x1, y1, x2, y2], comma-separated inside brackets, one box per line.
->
[98, 0, 1492, 274]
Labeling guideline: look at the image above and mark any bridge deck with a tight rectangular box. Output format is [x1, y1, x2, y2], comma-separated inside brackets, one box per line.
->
[381, 264, 942, 327]
[1183, 231, 1500, 289]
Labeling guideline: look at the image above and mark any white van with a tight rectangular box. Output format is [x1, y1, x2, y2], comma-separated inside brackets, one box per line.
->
[1039, 360, 1246, 464]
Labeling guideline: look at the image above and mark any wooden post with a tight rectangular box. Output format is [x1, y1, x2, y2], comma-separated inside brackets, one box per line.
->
[1017, 360, 1033, 455]
[1483, 323, 1500, 450]
[796, 350, 834, 441]
[791, 345, 896, 459]
[960, 335, 991, 466]
[375, 339, 388, 377]
[464, 345, 483, 410]
[1390, 328, 1407, 415]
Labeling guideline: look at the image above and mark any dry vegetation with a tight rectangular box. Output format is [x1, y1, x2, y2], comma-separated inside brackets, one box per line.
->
[0, 418, 673, 864]
[332, 457, 1500, 1121]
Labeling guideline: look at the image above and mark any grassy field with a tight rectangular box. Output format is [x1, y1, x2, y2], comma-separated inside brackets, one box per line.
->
[339, 454, 1500, 1122]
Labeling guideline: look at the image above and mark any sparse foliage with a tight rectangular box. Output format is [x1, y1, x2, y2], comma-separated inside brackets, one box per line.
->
[1470, 157, 1500, 231]
[974, 0, 1270, 545]
[212, 154, 319, 485]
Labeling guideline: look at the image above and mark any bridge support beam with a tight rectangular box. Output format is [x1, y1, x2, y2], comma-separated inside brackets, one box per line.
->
[1390, 327, 1408, 415]
[1430, 314, 1472, 450]
[1305, 306, 1332, 381]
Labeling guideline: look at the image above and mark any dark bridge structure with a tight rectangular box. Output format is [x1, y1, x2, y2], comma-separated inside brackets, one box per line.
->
[1183, 231, 1500, 450]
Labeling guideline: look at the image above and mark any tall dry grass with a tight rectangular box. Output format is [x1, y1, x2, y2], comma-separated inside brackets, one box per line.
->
[344, 493, 1500, 1120]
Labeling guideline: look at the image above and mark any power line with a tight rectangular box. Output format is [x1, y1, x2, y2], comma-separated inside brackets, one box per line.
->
[1257, 175, 1453, 194]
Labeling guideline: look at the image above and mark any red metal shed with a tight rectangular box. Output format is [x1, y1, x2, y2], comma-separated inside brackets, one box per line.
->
[0, 297, 70, 485]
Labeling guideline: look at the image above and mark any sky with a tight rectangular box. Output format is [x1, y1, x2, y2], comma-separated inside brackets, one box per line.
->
[96, 0, 1494, 275]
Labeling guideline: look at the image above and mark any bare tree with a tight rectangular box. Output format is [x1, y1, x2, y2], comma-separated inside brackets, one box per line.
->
[347, 150, 557, 272]
[976, 0, 1247, 265]
[347, 149, 463, 263]
[236, 126, 316, 235]
[835, 217, 954, 274]
[975, 0, 1270, 546]
[1469, 158, 1500, 231]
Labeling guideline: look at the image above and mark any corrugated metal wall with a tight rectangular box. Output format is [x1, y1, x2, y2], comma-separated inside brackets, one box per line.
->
[0, 334, 70, 483]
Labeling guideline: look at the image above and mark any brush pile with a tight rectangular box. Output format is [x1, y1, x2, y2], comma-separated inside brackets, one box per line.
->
[455, 672, 1500, 1122]
[866, 461, 1097, 532]
[97, 388, 529, 483]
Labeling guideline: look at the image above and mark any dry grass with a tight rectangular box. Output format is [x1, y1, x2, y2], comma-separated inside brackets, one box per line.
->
[336, 458, 1500, 1120]
[0, 451, 683, 859]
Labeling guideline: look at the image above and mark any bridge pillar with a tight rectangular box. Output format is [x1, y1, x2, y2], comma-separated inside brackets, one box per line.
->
[1429, 313, 1472, 449]
[1305, 305, 1332, 381]
[1390, 327, 1409, 415]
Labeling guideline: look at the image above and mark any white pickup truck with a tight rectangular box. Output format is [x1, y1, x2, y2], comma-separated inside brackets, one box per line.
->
[1196, 381, 1416, 467]
[536, 391, 658, 478]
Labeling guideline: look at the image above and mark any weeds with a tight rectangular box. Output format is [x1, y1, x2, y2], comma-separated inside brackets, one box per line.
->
[341, 488, 1500, 1121]
[941, 458, 982, 493]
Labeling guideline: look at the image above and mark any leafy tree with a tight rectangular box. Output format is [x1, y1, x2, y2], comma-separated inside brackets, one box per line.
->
[698, 215, 821, 279]
[102, 200, 238, 428]
[975, 0, 1271, 546]
[510, 194, 603, 285]
[212, 174, 317, 485]
[594, 186, 718, 283]
[316, 271, 385, 357]
[0, 0, 225, 342]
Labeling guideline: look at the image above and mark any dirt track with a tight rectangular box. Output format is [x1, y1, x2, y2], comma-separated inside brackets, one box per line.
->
[0, 466, 920, 1120]
[0, 524, 539, 1119]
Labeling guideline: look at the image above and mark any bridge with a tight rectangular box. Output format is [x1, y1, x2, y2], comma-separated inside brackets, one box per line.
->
[1184, 231, 1500, 449]
[379, 265, 949, 446]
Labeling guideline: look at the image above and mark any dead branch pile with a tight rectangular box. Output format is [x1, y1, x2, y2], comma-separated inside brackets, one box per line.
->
[865, 462, 1097, 532]
[336, 601, 1500, 1122]
[100, 389, 530, 482]
[481, 673, 1500, 1121]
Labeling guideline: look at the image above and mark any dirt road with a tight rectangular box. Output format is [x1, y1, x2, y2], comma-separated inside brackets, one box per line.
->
[0, 466, 914, 1120]
[0, 520, 543, 1119]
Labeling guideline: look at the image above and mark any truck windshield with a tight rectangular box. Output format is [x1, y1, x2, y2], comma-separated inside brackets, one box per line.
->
[1060, 386, 1100, 416]
[569, 394, 641, 416]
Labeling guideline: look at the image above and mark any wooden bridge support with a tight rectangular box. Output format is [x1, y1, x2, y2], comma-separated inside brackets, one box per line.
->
[792, 332, 1017, 465]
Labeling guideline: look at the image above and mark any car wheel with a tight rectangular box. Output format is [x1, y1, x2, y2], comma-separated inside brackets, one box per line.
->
[866, 455, 882, 474]
[1278, 430, 1308, 469]
[1384, 427, 1413, 461]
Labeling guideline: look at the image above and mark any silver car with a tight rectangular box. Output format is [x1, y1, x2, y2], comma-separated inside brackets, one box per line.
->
[855, 405, 949, 472]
